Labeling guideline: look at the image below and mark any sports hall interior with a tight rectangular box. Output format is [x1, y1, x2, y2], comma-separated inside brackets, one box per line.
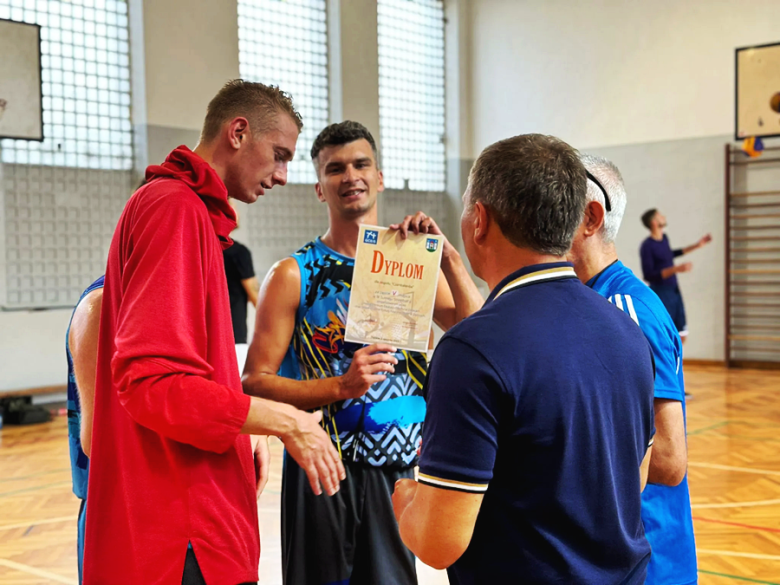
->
[1, 0, 779, 584]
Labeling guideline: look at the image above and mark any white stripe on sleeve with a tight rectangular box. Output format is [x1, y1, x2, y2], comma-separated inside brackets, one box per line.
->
[624, 295, 640, 325]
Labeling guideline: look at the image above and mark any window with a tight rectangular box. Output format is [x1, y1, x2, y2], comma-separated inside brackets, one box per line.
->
[238, 0, 328, 184]
[378, 0, 445, 192]
[0, 0, 133, 170]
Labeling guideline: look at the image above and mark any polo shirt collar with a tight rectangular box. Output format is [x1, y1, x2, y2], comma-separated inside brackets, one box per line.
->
[487, 262, 578, 303]
[585, 259, 623, 289]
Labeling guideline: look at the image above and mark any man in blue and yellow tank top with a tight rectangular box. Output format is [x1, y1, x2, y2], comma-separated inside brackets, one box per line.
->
[243, 121, 483, 585]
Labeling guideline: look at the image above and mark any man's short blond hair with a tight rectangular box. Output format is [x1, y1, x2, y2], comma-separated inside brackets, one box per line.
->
[200, 79, 303, 143]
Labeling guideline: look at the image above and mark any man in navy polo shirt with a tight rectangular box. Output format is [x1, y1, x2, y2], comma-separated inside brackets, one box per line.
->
[392, 134, 656, 585]
[569, 155, 696, 585]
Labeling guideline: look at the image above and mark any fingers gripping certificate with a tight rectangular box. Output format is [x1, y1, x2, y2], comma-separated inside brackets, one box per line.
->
[345, 225, 444, 353]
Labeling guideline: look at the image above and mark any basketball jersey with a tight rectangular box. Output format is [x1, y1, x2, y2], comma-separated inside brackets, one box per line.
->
[281, 238, 428, 467]
[66, 275, 105, 500]
[587, 261, 697, 585]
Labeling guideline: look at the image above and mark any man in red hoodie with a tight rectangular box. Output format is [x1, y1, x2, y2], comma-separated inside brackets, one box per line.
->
[84, 80, 345, 585]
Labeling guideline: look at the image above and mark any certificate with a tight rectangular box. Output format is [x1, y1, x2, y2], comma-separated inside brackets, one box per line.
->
[345, 225, 444, 353]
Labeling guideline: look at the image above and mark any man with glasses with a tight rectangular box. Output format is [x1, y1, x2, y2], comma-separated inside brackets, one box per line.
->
[568, 155, 696, 585]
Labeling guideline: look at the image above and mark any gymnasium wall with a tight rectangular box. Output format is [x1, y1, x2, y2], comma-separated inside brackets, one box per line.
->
[468, 0, 780, 360]
[0, 0, 463, 392]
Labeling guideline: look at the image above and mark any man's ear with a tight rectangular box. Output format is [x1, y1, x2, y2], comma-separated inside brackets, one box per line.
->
[227, 117, 250, 150]
[315, 181, 326, 203]
[583, 200, 606, 238]
[474, 201, 489, 245]
[377, 169, 385, 193]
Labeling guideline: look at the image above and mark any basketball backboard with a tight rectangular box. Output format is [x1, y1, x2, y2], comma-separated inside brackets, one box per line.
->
[735, 42, 780, 140]
[0, 18, 43, 141]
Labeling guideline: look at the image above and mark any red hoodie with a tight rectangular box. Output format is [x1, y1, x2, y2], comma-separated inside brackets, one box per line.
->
[84, 146, 259, 585]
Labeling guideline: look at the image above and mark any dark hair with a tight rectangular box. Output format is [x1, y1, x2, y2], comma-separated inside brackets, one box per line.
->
[641, 208, 658, 229]
[468, 134, 587, 256]
[200, 79, 303, 143]
[310, 121, 378, 166]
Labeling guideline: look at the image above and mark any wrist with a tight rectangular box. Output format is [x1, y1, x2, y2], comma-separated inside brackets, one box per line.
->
[441, 244, 461, 268]
[274, 402, 302, 440]
[334, 376, 349, 401]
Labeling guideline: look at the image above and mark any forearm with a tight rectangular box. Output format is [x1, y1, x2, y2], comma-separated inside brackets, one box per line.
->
[116, 360, 251, 453]
[398, 496, 468, 570]
[241, 396, 303, 437]
[242, 371, 343, 410]
[647, 449, 686, 487]
[660, 266, 679, 280]
[647, 436, 687, 486]
[398, 499, 441, 568]
[441, 250, 483, 322]
[80, 411, 93, 458]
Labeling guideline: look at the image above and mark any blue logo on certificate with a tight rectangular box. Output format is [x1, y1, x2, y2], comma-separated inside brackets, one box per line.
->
[426, 238, 439, 252]
[364, 230, 378, 245]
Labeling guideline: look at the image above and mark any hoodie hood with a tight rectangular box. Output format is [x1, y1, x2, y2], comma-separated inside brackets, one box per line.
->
[145, 145, 237, 249]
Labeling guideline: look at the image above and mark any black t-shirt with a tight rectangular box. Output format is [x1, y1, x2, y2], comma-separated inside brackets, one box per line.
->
[223, 240, 255, 343]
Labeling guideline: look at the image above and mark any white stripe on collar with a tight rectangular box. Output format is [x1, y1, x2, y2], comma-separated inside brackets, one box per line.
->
[494, 266, 577, 300]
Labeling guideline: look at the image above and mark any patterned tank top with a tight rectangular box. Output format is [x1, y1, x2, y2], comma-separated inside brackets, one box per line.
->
[280, 238, 428, 467]
[66, 275, 104, 500]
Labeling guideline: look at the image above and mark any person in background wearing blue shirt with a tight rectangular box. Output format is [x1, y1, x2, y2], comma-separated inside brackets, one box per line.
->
[66, 276, 105, 583]
[570, 155, 697, 585]
[392, 134, 656, 585]
[640, 208, 711, 344]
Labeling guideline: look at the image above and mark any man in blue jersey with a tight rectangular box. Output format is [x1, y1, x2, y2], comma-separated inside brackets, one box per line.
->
[640, 208, 711, 343]
[242, 120, 483, 585]
[392, 134, 656, 584]
[66, 276, 105, 583]
[568, 155, 696, 585]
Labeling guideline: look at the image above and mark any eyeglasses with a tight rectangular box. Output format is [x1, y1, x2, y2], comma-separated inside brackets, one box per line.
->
[586, 171, 612, 213]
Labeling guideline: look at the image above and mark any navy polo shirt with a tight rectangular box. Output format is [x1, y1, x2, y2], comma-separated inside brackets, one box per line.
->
[419, 262, 655, 585]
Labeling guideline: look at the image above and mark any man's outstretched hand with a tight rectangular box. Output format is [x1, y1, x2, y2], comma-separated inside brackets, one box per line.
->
[282, 410, 345, 497]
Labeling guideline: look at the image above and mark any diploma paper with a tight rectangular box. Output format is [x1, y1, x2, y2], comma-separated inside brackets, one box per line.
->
[345, 225, 444, 353]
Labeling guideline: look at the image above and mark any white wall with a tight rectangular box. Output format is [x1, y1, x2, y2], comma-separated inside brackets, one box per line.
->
[471, 0, 780, 151]
[139, 0, 240, 130]
[469, 0, 780, 360]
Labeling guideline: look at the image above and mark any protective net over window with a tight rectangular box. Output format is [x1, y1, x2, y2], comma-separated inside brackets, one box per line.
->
[0, 0, 133, 170]
[378, 0, 445, 192]
[238, 0, 328, 184]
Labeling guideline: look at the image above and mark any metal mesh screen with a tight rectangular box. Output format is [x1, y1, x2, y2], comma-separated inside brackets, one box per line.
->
[237, 0, 328, 184]
[0, 0, 133, 170]
[378, 0, 445, 192]
[1, 163, 132, 307]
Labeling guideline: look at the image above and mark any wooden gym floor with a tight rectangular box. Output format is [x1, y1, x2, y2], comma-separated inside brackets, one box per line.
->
[1, 364, 779, 585]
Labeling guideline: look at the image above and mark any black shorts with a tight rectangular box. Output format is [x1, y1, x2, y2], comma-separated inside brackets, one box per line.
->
[650, 284, 688, 335]
[281, 453, 417, 585]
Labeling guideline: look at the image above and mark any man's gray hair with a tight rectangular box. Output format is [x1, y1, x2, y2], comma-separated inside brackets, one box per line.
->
[580, 154, 627, 245]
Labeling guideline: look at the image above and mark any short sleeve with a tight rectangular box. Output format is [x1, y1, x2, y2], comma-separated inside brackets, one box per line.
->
[419, 337, 504, 493]
[234, 245, 255, 280]
[632, 298, 683, 402]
